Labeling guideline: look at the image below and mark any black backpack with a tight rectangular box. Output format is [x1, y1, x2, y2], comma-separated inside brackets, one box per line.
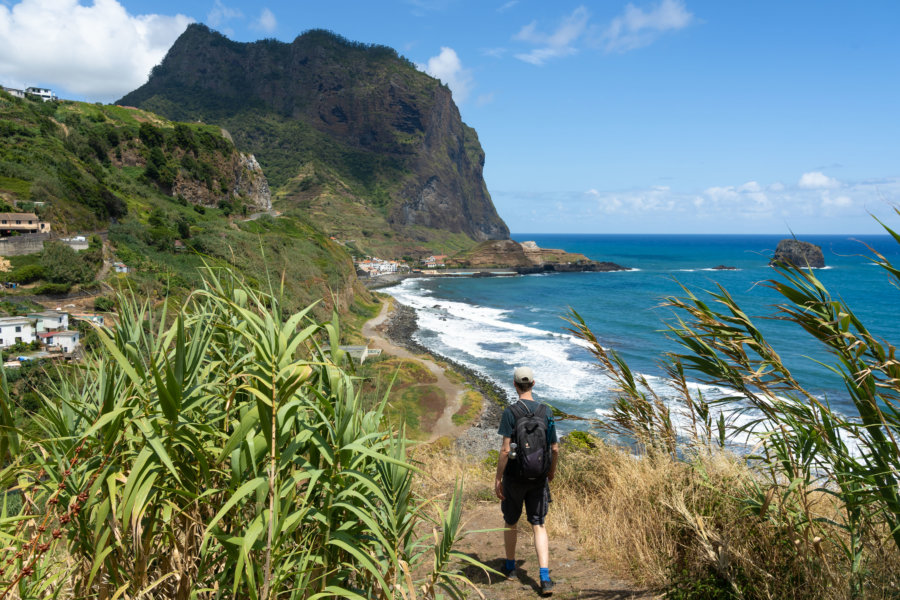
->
[509, 401, 551, 481]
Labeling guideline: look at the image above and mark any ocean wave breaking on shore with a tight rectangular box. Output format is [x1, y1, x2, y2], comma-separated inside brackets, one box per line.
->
[381, 277, 864, 455]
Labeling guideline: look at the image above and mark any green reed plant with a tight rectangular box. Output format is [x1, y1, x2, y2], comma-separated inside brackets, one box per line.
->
[567, 213, 900, 598]
[0, 267, 482, 599]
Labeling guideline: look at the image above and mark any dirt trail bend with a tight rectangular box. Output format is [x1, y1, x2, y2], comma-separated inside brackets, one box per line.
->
[362, 300, 466, 441]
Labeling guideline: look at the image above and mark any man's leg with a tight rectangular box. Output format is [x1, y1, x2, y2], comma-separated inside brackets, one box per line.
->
[504, 521, 517, 561]
[532, 523, 549, 568]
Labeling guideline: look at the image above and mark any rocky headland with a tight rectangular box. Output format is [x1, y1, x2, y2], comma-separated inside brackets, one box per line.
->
[448, 239, 627, 273]
[770, 239, 825, 268]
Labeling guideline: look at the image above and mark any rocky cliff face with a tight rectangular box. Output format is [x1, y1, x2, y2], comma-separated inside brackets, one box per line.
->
[171, 152, 271, 211]
[119, 25, 508, 245]
[770, 239, 825, 268]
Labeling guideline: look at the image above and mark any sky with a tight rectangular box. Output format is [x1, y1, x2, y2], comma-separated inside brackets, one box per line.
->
[1, 0, 899, 234]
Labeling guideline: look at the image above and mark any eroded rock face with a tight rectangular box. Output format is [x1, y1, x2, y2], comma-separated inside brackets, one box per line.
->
[234, 153, 272, 211]
[770, 239, 825, 268]
[172, 152, 271, 211]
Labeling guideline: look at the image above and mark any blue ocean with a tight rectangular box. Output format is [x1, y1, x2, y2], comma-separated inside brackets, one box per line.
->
[384, 234, 900, 437]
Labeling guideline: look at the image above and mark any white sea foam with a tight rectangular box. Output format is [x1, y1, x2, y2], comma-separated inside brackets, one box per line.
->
[701, 268, 743, 272]
[383, 278, 864, 455]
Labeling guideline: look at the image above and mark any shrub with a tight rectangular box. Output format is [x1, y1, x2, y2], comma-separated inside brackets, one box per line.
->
[40, 241, 93, 284]
[33, 282, 71, 295]
[93, 296, 115, 312]
[7, 264, 44, 284]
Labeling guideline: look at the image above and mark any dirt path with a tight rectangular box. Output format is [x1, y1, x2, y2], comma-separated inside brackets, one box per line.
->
[364, 300, 657, 599]
[454, 503, 655, 600]
[362, 299, 467, 441]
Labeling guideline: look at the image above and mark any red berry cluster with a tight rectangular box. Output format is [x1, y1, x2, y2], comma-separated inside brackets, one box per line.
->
[0, 440, 110, 598]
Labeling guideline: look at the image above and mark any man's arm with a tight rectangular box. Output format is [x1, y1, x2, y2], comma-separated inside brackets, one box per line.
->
[494, 436, 511, 500]
[547, 443, 559, 482]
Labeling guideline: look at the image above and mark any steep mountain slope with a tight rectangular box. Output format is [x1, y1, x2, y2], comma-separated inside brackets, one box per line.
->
[0, 91, 369, 317]
[118, 25, 509, 255]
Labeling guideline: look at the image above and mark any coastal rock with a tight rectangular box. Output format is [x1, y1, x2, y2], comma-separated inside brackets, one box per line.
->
[448, 239, 627, 272]
[770, 239, 825, 269]
[712, 265, 737, 270]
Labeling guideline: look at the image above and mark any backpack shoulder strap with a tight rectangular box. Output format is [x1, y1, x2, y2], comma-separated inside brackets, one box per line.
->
[534, 403, 548, 419]
[509, 401, 528, 421]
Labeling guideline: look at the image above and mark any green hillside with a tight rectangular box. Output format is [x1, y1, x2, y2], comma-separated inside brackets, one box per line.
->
[0, 90, 369, 317]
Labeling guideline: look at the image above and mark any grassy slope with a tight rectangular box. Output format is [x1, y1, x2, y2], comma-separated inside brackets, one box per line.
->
[0, 91, 370, 319]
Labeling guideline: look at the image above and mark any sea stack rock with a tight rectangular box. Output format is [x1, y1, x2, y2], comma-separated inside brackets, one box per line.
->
[770, 239, 825, 269]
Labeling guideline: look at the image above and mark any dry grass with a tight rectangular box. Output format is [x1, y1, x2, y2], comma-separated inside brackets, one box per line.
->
[414, 437, 900, 599]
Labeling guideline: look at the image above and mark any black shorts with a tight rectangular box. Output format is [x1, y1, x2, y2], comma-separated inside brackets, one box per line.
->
[501, 476, 550, 526]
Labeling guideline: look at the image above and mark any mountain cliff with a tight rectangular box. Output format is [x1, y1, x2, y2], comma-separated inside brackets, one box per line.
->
[118, 25, 509, 254]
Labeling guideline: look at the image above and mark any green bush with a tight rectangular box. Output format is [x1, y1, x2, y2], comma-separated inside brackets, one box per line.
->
[93, 296, 115, 312]
[7, 264, 44, 284]
[40, 241, 94, 284]
[33, 282, 71, 295]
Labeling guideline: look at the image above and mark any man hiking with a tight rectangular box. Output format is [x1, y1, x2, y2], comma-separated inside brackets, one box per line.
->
[494, 366, 559, 595]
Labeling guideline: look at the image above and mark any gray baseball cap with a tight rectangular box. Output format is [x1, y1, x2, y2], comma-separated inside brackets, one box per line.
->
[514, 366, 534, 385]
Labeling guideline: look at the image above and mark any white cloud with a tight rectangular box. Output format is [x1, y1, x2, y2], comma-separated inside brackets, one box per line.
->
[798, 171, 840, 189]
[207, 0, 241, 28]
[599, 0, 694, 53]
[822, 194, 852, 208]
[254, 8, 276, 32]
[476, 92, 495, 106]
[482, 47, 508, 58]
[513, 6, 589, 65]
[494, 176, 900, 233]
[0, 0, 192, 101]
[419, 47, 474, 103]
[498, 0, 518, 12]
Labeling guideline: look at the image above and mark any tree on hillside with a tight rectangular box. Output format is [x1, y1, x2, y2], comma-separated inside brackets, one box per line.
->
[40, 241, 93, 285]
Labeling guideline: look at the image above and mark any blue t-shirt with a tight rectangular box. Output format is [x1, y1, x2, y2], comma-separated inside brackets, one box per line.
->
[498, 398, 558, 445]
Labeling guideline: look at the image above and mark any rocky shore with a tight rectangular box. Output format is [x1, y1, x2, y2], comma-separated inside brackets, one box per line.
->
[362, 262, 629, 290]
[382, 302, 507, 457]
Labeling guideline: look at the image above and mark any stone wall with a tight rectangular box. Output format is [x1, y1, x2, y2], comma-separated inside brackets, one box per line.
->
[0, 234, 48, 256]
[0, 234, 88, 256]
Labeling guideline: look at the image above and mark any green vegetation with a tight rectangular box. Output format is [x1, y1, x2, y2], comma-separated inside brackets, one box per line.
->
[357, 357, 447, 439]
[0, 91, 245, 231]
[0, 268, 484, 598]
[451, 389, 482, 426]
[39, 240, 98, 285]
[562, 212, 900, 598]
[0, 92, 371, 320]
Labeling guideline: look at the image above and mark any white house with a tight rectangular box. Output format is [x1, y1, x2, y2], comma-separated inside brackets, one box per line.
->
[0, 317, 35, 348]
[1, 86, 25, 99]
[72, 312, 104, 326]
[28, 310, 68, 333]
[114, 262, 129, 273]
[25, 87, 57, 102]
[38, 330, 80, 353]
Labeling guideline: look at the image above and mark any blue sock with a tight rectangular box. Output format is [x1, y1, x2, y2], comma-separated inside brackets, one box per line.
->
[540, 567, 550, 582]
[505, 559, 516, 571]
